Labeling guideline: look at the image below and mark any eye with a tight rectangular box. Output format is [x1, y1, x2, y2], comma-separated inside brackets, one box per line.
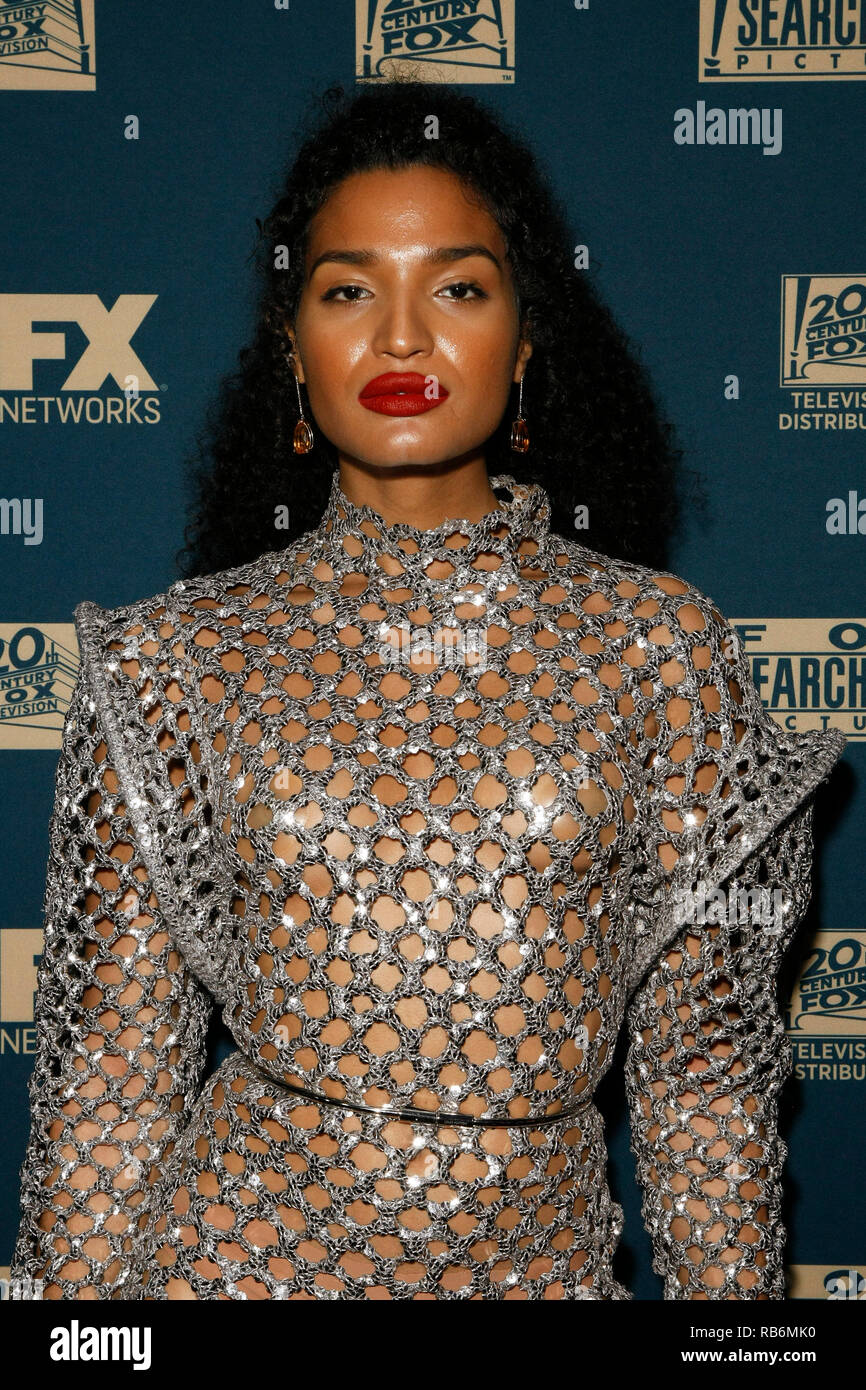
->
[320, 284, 370, 303]
[439, 281, 488, 301]
[319, 281, 489, 304]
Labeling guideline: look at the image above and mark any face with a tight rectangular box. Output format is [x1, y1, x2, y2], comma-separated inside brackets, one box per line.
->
[287, 165, 532, 471]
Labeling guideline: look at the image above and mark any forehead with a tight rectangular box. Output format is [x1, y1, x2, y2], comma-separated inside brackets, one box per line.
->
[305, 166, 505, 257]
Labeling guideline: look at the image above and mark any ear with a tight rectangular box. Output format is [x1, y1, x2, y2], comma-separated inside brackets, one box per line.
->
[284, 322, 306, 384]
[514, 331, 533, 384]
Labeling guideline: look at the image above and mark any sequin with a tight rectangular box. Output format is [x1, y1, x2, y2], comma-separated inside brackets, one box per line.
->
[10, 472, 845, 1300]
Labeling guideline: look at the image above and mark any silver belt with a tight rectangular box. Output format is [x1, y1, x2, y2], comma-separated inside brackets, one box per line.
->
[246, 1067, 592, 1128]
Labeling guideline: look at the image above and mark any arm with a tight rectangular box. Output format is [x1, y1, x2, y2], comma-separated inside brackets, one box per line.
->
[9, 644, 213, 1299]
[625, 804, 813, 1299]
[620, 584, 845, 1300]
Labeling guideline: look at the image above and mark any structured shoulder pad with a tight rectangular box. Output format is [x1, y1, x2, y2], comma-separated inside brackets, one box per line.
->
[72, 585, 234, 1003]
[610, 561, 847, 995]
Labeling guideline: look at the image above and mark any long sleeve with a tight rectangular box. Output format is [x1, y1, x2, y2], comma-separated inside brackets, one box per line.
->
[625, 803, 815, 1299]
[620, 584, 846, 1299]
[9, 617, 214, 1299]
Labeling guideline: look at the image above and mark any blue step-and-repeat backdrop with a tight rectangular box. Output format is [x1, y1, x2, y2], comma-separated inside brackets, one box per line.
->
[0, 1, 862, 1301]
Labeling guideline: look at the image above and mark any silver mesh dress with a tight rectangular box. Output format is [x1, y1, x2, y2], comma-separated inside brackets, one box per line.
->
[10, 471, 846, 1301]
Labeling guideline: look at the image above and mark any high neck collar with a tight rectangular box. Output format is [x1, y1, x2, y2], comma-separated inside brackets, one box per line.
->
[313, 470, 551, 588]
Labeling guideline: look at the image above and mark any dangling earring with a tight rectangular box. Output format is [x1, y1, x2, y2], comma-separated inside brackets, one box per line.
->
[510, 371, 529, 453]
[289, 356, 314, 455]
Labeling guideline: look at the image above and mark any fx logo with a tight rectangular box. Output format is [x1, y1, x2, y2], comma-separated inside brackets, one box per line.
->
[0, 294, 158, 391]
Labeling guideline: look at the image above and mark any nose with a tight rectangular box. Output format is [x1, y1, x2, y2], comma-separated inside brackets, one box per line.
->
[369, 285, 435, 361]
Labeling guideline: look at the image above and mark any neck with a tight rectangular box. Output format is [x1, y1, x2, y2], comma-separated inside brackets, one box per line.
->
[312, 467, 552, 597]
[334, 458, 503, 532]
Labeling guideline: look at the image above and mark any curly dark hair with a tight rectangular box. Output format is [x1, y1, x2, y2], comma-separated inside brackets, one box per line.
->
[176, 75, 705, 580]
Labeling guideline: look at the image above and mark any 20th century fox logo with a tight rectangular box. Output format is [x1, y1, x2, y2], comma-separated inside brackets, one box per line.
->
[0, 0, 95, 91]
[780, 276, 866, 430]
[700, 0, 866, 79]
[356, 0, 515, 84]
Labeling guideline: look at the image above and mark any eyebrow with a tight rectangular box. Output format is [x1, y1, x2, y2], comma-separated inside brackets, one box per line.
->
[306, 243, 502, 282]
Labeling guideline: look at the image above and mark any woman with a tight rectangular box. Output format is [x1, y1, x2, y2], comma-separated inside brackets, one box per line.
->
[11, 78, 846, 1301]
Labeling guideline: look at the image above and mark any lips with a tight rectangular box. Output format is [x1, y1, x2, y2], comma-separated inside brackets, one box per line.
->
[360, 372, 443, 398]
[359, 371, 449, 416]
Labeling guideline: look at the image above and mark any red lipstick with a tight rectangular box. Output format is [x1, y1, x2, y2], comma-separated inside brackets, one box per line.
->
[359, 371, 449, 416]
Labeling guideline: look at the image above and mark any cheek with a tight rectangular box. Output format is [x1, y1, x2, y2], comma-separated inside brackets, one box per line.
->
[301, 327, 360, 375]
[298, 337, 363, 418]
[447, 315, 518, 379]
[295, 299, 360, 366]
